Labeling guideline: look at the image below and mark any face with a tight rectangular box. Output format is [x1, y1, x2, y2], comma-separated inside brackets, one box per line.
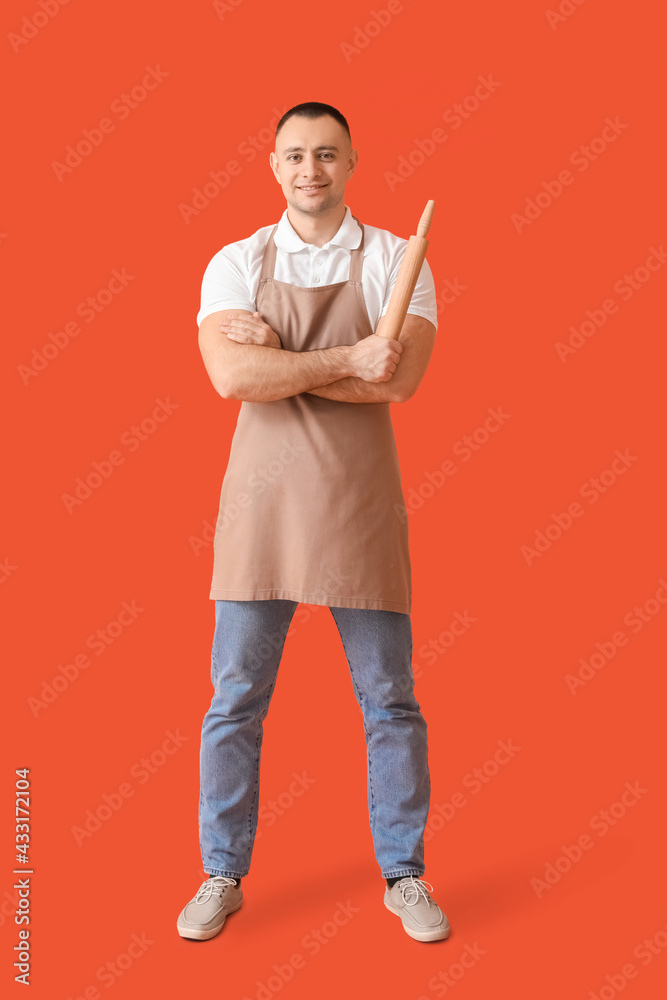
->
[270, 115, 358, 218]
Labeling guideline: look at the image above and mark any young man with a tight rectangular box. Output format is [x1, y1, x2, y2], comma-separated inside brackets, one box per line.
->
[177, 102, 449, 944]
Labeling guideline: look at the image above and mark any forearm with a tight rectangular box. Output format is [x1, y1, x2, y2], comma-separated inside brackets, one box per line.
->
[206, 310, 405, 402]
[222, 342, 356, 402]
[305, 377, 397, 403]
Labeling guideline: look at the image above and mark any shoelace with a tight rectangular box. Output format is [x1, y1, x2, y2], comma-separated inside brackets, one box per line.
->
[397, 877, 435, 907]
[194, 877, 238, 904]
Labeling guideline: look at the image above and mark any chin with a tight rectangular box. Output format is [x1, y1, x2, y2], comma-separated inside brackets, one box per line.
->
[294, 193, 338, 213]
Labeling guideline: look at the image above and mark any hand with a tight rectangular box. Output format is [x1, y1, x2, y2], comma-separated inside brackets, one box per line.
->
[348, 334, 403, 382]
[220, 312, 283, 349]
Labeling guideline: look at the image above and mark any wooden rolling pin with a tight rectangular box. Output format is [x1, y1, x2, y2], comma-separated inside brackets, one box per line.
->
[377, 200, 435, 341]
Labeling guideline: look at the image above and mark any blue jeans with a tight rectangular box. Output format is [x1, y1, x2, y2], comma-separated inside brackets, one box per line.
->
[199, 600, 431, 880]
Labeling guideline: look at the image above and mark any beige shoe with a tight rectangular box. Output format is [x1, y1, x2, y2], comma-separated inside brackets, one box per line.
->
[384, 876, 450, 941]
[177, 876, 243, 940]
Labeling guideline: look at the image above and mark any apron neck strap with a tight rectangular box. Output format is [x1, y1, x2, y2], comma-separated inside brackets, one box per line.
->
[259, 225, 280, 283]
[349, 217, 365, 283]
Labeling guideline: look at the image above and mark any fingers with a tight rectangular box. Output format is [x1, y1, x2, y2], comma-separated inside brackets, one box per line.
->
[222, 321, 257, 342]
[221, 319, 256, 331]
[225, 331, 252, 343]
[220, 313, 264, 333]
[226, 327, 271, 347]
[374, 333, 403, 352]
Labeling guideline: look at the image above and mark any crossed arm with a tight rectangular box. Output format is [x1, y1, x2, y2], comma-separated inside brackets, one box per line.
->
[197, 308, 436, 404]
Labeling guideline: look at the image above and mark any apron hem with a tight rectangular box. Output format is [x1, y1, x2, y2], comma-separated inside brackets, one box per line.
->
[209, 587, 411, 614]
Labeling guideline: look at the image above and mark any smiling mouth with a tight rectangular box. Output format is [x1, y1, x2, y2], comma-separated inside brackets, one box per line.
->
[298, 184, 327, 191]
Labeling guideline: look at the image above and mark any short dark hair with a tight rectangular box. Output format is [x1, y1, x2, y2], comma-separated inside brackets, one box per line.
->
[275, 102, 351, 144]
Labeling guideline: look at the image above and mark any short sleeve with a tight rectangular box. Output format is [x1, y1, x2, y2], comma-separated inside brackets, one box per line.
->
[196, 248, 256, 327]
[379, 246, 438, 332]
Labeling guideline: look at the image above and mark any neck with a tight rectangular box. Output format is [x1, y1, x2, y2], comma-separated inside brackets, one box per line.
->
[286, 202, 347, 248]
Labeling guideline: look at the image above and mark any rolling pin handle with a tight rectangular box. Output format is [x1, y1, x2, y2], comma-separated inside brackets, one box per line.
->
[417, 200, 435, 238]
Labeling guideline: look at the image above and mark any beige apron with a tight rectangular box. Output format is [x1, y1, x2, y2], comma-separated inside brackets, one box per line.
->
[209, 218, 412, 613]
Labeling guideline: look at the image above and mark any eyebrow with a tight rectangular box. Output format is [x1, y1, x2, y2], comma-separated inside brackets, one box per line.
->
[282, 145, 339, 153]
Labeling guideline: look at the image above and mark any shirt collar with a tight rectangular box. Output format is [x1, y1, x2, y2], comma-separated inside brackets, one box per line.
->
[274, 204, 362, 252]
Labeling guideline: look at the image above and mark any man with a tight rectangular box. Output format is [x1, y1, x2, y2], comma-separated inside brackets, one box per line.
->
[177, 102, 449, 944]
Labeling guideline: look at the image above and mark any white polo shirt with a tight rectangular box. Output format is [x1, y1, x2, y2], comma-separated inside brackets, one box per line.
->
[196, 204, 438, 332]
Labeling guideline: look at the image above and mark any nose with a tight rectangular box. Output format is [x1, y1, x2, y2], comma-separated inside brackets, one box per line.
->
[300, 154, 322, 178]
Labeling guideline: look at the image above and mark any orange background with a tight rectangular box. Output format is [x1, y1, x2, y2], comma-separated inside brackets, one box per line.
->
[2, 0, 666, 997]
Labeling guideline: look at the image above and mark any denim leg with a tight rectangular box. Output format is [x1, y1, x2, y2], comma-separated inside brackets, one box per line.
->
[329, 606, 430, 879]
[199, 599, 298, 878]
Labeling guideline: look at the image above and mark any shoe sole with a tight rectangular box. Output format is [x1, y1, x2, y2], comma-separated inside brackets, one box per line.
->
[383, 897, 450, 942]
[177, 898, 243, 941]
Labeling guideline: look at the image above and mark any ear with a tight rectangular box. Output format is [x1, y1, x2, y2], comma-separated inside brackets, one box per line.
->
[269, 151, 280, 182]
